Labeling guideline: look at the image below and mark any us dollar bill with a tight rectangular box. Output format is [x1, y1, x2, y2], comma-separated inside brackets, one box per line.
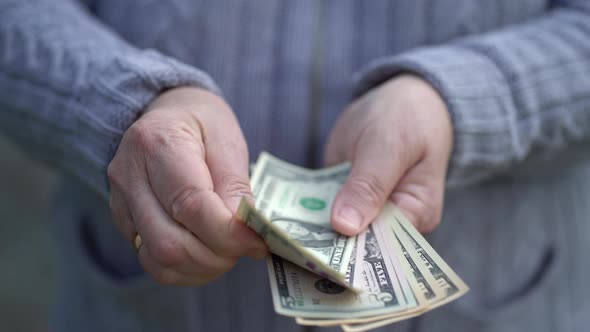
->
[296, 204, 430, 327]
[386, 204, 469, 307]
[240, 152, 357, 286]
[238, 199, 354, 288]
[373, 204, 439, 305]
[391, 230, 438, 303]
[290, 204, 470, 331]
[267, 223, 410, 319]
[339, 206, 470, 332]
[241, 153, 468, 331]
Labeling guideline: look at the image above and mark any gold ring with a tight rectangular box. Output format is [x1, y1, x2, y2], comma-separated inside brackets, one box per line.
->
[133, 233, 143, 252]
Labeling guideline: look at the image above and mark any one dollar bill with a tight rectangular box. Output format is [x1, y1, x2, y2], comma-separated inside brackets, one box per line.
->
[238, 152, 468, 331]
[237, 152, 357, 288]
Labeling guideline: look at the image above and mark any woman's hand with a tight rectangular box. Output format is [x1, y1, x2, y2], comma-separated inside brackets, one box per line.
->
[108, 87, 267, 286]
[326, 74, 453, 235]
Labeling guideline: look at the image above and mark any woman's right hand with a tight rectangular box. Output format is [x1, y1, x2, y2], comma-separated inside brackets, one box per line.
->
[107, 87, 267, 286]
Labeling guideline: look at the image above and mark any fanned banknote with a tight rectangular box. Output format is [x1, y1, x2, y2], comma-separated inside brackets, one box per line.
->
[340, 204, 469, 331]
[237, 152, 469, 331]
[265, 223, 413, 319]
[238, 152, 357, 288]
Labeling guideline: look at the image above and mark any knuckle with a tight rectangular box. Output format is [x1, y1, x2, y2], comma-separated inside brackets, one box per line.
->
[170, 187, 208, 222]
[200, 256, 236, 274]
[106, 161, 123, 188]
[419, 220, 438, 233]
[420, 188, 443, 231]
[220, 174, 251, 199]
[420, 205, 442, 233]
[348, 174, 387, 207]
[218, 131, 247, 152]
[132, 125, 162, 155]
[214, 241, 242, 258]
[127, 121, 153, 146]
[126, 111, 205, 154]
[152, 268, 178, 285]
[399, 186, 442, 233]
[416, 205, 436, 232]
[127, 120, 173, 156]
[150, 238, 187, 268]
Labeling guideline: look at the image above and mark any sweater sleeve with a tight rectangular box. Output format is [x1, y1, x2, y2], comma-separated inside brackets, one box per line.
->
[0, 0, 220, 198]
[354, 0, 590, 187]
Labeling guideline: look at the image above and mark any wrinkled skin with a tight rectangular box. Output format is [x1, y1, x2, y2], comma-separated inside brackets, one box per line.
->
[108, 73, 453, 286]
[108, 87, 267, 286]
[326, 74, 453, 235]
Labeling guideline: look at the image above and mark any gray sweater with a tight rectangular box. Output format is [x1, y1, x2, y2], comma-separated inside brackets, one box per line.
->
[1, 0, 590, 331]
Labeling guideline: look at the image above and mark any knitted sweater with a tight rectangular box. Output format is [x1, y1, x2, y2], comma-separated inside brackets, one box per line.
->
[1, 1, 589, 331]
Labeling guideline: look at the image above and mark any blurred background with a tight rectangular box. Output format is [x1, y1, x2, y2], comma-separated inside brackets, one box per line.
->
[0, 136, 56, 331]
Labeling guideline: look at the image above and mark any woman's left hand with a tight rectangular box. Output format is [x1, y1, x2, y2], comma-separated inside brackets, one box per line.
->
[325, 74, 453, 235]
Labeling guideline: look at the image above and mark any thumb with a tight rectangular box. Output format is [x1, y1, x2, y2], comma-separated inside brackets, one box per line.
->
[186, 94, 253, 213]
[331, 135, 407, 236]
[206, 132, 253, 213]
[204, 113, 267, 255]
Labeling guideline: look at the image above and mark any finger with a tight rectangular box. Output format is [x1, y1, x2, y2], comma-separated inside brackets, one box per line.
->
[170, 186, 267, 258]
[147, 87, 252, 213]
[128, 182, 237, 281]
[323, 107, 359, 167]
[324, 128, 349, 167]
[137, 245, 221, 286]
[390, 153, 447, 233]
[134, 116, 214, 216]
[108, 188, 135, 243]
[128, 124, 264, 259]
[331, 131, 410, 235]
[206, 125, 251, 212]
[202, 110, 267, 253]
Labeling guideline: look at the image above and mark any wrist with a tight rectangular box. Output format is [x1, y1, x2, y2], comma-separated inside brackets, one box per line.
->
[384, 74, 446, 107]
[383, 74, 454, 161]
[144, 86, 229, 116]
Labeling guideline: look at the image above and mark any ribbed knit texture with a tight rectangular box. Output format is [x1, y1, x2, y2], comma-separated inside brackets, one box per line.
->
[1, 1, 589, 332]
[354, 3, 590, 187]
[0, 0, 220, 198]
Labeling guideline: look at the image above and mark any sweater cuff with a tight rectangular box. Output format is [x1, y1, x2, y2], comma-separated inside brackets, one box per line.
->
[353, 46, 517, 187]
[76, 49, 221, 197]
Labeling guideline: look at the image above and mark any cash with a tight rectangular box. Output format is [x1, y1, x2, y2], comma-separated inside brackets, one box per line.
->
[238, 154, 355, 288]
[237, 152, 468, 331]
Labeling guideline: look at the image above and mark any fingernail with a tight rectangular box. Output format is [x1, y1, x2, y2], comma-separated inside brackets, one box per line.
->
[337, 205, 363, 233]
